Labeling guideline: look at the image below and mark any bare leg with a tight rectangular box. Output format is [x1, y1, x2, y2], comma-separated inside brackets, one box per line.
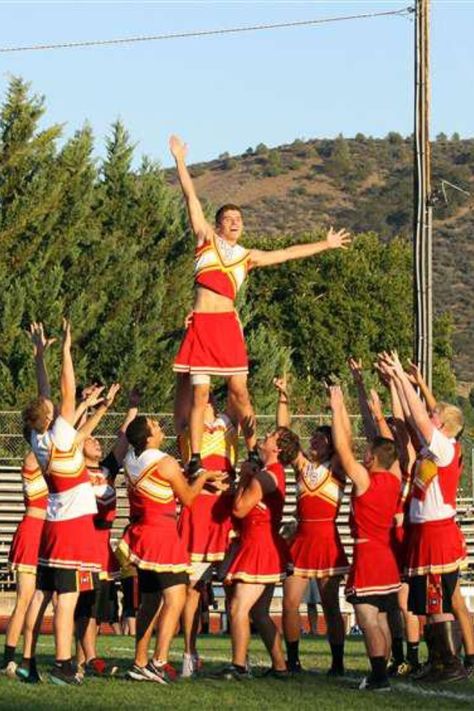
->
[227, 375, 256, 451]
[189, 383, 210, 455]
[282, 575, 307, 668]
[174, 374, 192, 436]
[230, 583, 267, 667]
[4, 572, 37, 650]
[76, 617, 97, 665]
[54, 592, 80, 660]
[318, 576, 345, 671]
[250, 585, 286, 671]
[135, 593, 161, 667]
[153, 584, 187, 663]
[183, 585, 202, 656]
[355, 604, 388, 658]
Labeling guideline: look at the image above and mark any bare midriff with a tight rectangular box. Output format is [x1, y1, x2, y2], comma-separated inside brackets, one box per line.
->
[25, 506, 47, 520]
[194, 286, 235, 313]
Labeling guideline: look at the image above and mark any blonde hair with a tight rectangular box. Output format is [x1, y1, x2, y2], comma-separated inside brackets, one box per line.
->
[437, 402, 464, 439]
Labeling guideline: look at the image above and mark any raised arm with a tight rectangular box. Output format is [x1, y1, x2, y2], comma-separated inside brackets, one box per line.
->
[348, 358, 378, 441]
[367, 388, 393, 440]
[330, 385, 369, 495]
[112, 389, 140, 466]
[169, 135, 213, 244]
[27, 322, 56, 399]
[75, 383, 121, 445]
[232, 463, 277, 519]
[160, 456, 225, 507]
[59, 319, 76, 424]
[273, 375, 290, 428]
[406, 360, 437, 414]
[249, 227, 351, 269]
[386, 352, 434, 443]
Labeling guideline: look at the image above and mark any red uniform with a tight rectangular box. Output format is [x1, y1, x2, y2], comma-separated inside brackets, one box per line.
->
[31, 416, 101, 573]
[289, 459, 349, 579]
[346, 470, 401, 598]
[390, 466, 414, 574]
[88, 452, 121, 580]
[173, 234, 250, 377]
[178, 414, 236, 562]
[117, 449, 191, 574]
[406, 431, 465, 577]
[8, 460, 48, 574]
[225, 462, 290, 584]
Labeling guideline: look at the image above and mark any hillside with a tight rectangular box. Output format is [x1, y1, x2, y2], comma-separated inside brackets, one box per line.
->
[168, 134, 474, 383]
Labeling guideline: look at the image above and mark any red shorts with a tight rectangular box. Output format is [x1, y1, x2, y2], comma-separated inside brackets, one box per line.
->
[117, 518, 191, 574]
[225, 520, 291, 584]
[178, 492, 233, 562]
[9, 515, 45, 574]
[173, 311, 248, 377]
[38, 515, 102, 572]
[346, 540, 401, 598]
[405, 518, 467, 577]
[289, 520, 349, 579]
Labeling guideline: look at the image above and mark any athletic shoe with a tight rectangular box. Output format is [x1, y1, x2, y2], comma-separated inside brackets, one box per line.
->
[49, 666, 83, 686]
[386, 658, 405, 677]
[15, 665, 30, 681]
[215, 664, 252, 681]
[150, 660, 178, 683]
[262, 667, 290, 680]
[126, 662, 169, 684]
[396, 661, 420, 677]
[85, 658, 118, 677]
[0, 661, 18, 679]
[286, 660, 303, 674]
[326, 666, 345, 678]
[358, 675, 391, 692]
[181, 653, 195, 678]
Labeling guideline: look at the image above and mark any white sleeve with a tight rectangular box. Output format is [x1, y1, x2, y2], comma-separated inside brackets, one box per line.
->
[51, 415, 77, 452]
[428, 428, 455, 467]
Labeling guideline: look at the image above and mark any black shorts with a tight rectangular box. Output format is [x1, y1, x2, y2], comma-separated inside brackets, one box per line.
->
[37, 566, 99, 595]
[137, 569, 188, 594]
[75, 580, 119, 623]
[347, 592, 398, 613]
[121, 575, 140, 618]
[408, 570, 459, 616]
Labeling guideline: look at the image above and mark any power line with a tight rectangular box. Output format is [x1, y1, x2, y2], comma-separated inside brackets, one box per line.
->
[0, 6, 414, 54]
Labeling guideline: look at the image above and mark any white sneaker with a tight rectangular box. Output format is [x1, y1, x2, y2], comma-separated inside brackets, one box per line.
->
[0, 661, 18, 679]
[181, 653, 195, 678]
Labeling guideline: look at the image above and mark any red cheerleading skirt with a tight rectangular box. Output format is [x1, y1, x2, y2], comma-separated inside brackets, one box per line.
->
[117, 516, 191, 574]
[95, 528, 121, 580]
[225, 519, 291, 584]
[390, 523, 410, 575]
[289, 520, 349, 579]
[173, 311, 248, 377]
[38, 515, 102, 572]
[405, 518, 467, 577]
[178, 492, 233, 562]
[345, 539, 401, 597]
[9, 515, 45, 574]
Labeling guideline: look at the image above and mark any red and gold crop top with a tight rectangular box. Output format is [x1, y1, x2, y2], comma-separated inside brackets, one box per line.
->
[195, 234, 250, 301]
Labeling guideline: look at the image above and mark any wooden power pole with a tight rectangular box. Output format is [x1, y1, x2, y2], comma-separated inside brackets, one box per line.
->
[414, 0, 432, 387]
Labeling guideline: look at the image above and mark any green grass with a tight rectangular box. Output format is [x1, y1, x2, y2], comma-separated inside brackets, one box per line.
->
[1, 634, 473, 710]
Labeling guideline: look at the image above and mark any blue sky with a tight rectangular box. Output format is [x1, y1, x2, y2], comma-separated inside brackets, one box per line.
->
[0, 1, 472, 166]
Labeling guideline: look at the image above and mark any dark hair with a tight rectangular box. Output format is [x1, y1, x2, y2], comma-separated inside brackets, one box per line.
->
[371, 436, 398, 470]
[126, 415, 151, 457]
[314, 425, 333, 447]
[22, 397, 50, 442]
[276, 427, 301, 465]
[215, 203, 242, 226]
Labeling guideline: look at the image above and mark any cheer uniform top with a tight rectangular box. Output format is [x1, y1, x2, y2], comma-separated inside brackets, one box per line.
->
[31, 416, 101, 572]
[178, 413, 237, 562]
[225, 462, 290, 584]
[117, 448, 191, 574]
[346, 470, 401, 598]
[88, 452, 121, 580]
[289, 458, 349, 579]
[9, 458, 48, 574]
[173, 234, 250, 377]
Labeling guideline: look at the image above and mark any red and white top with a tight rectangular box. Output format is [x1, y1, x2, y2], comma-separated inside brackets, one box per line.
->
[31, 416, 97, 522]
[195, 234, 250, 301]
[124, 448, 177, 523]
[88, 452, 120, 527]
[180, 413, 238, 473]
[21, 460, 48, 510]
[409, 429, 463, 524]
[296, 459, 345, 521]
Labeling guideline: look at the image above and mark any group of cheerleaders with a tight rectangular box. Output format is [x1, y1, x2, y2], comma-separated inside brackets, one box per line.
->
[1, 135, 473, 692]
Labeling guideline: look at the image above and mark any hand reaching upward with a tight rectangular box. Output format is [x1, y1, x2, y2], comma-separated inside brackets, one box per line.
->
[326, 227, 351, 250]
[169, 135, 188, 162]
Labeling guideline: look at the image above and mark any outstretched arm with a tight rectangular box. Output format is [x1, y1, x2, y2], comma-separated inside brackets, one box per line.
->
[28, 322, 56, 399]
[169, 135, 212, 244]
[386, 352, 434, 444]
[112, 389, 140, 466]
[330, 385, 369, 495]
[249, 227, 351, 269]
[273, 375, 290, 428]
[406, 360, 437, 414]
[348, 358, 378, 441]
[59, 320, 76, 424]
[75, 383, 121, 445]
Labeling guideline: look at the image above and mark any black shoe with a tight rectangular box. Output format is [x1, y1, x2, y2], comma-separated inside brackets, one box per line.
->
[20, 669, 42, 684]
[215, 664, 252, 681]
[49, 666, 83, 686]
[386, 658, 405, 677]
[358, 675, 391, 692]
[327, 665, 345, 677]
[287, 660, 303, 674]
[262, 667, 290, 680]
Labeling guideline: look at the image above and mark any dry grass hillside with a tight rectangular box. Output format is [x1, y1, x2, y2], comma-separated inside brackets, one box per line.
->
[168, 135, 474, 382]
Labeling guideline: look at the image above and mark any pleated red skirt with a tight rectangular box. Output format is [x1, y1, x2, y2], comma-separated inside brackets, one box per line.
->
[178, 492, 233, 562]
[9, 515, 45, 574]
[225, 520, 291, 584]
[346, 539, 401, 597]
[117, 517, 191, 574]
[289, 520, 349, 579]
[405, 518, 467, 576]
[38, 515, 102, 572]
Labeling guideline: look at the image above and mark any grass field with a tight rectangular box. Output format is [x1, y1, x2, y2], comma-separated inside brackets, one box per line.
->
[1, 634, 474, 710]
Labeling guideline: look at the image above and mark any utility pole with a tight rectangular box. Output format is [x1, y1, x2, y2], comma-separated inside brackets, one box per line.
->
[414, 0, 432, 387]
